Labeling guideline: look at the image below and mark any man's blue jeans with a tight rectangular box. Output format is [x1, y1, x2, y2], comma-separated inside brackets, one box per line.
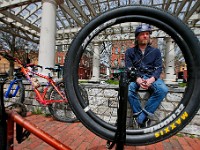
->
[128, 78, 168, 117]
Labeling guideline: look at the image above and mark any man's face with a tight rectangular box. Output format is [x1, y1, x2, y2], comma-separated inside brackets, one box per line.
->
[136, 31, 150, 45]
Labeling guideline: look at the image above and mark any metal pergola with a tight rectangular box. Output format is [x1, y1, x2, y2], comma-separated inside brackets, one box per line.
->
[0, 0, 200, 46]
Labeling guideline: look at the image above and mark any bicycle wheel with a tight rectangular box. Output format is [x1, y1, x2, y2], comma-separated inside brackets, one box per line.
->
[0, 100, 7, 149]
[0, 120, 7, 149]
[0, 78, 7, 149]
[64, 5, 200, 145]
[4, 78, 25, 105]
[48, 80, 89, 122]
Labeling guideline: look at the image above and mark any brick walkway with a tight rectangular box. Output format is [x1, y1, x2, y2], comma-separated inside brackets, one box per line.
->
[13, 113, 200, 150]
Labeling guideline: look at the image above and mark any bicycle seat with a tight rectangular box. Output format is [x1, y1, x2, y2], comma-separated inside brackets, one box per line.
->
[45, 67, 60, 72]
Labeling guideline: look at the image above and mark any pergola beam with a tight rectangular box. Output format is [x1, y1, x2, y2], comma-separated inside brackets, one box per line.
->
[69, 0, 90, 22]
[0, 17, 39, 38]
[175, 0, 187, 16]
[23, 4, 41, 20]
[84, 0, 97, 17]
[0, 0, 40, 11]
[0, 26, 39, 43]
[165, 0, 172, 10]
[59, 3, 84, 27]
[184, 0, 200, 22]
[1, 10, 40, 32]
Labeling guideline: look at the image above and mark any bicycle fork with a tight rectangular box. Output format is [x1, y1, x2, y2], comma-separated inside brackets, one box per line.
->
[5, 79, 21, 98]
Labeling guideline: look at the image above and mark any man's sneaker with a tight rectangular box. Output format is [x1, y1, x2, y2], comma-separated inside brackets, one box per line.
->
[132, 117, 140, 129]
[145, 118, 151, 127]
[139, 118, 151, 128]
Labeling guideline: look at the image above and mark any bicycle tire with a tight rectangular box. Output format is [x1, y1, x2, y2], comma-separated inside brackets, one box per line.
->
[48, 80, 89, 122]
[4, 79, 25, 104]
[0, 82, 7, 150]
[0, 122, 7, 149]
[64, 5, 200, 145]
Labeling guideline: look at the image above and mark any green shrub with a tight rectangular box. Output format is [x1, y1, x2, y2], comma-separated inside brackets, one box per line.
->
[105, 79, 119, 85]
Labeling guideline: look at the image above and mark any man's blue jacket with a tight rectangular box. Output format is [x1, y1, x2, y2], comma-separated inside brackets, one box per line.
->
[125, 45, 162, 80]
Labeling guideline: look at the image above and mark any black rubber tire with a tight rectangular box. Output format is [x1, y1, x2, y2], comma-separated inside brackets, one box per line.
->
[4, 79, 25, 104]
[48, 80, 89, 122]
[0, 122, 7, 150]
[47, 80, 78, 122]
[0, 80, 7, 149]
[64, 5, 200, 145]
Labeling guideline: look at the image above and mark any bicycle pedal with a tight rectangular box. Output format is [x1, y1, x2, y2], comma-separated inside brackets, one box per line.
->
[23, 130, 31, 137]
[17, 130, 31, 143]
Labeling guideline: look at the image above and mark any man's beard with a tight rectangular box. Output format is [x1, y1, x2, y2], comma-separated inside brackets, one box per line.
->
[138, 40, 149, 45]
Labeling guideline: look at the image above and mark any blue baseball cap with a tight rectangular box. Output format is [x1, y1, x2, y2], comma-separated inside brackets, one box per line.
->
[135, 24, 152, 37]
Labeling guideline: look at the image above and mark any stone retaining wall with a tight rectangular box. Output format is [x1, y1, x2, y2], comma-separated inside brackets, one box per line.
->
[80, 84, 200, 137]
[4, 81, 200, 137]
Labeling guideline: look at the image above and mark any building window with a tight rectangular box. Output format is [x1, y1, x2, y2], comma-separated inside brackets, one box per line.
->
[58, 56, 61, 63]
[114, 59, 118, 67]
[63, 45, 68, 51]
[120, 59, 125, 67]
[115, 47, 118, 54]
[121, 45, 125, 53]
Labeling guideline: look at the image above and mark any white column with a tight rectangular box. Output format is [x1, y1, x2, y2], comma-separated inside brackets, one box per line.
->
[38, 0, 63, 77]
[164, 37, 177, 85]
[90, 43, 100, 82]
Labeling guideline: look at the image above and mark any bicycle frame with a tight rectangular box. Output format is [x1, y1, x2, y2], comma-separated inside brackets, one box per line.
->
[20, 66, 68, 105]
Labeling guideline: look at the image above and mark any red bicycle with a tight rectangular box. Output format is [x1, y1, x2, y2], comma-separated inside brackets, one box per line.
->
[0, 52, 88, 122]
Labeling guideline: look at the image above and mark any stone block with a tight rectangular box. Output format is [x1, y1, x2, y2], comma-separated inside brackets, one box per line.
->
[181, 125, 200, 136]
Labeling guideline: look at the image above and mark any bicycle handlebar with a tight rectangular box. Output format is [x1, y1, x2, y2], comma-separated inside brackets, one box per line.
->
[27, 64, 43, 69]
[45, 67, 61, 72]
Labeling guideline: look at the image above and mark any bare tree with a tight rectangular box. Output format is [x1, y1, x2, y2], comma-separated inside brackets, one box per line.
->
[0, 30, 38, 77]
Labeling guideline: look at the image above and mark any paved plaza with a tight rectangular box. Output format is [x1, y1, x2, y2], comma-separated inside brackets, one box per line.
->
[13, 113, 200, 150]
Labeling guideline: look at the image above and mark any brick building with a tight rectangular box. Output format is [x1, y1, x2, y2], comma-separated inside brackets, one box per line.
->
[110, 38, 160, 79]
[110, 40, 134, 79]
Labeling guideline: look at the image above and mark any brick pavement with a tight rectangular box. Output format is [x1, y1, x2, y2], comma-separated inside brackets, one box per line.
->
[13, 113, 200, 150]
